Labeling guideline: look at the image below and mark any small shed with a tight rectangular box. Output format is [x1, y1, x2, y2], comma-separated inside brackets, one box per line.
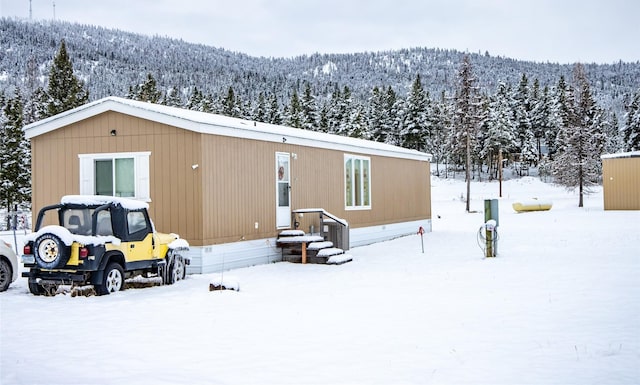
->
[23, 97, 432, 273]
[601, 151, 640, 210]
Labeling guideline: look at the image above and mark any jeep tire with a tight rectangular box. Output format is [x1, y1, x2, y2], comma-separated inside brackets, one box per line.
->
[167, 256, 186, 285]
[28, 281, 44, 295]
[34, 234, 70, 269]
[96, 263, 125, 295]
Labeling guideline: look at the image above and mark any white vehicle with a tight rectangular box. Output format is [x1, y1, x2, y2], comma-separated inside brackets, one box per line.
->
[0, 239, 19, 292]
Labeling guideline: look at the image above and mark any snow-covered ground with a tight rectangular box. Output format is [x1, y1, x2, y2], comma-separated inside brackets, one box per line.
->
[1, 176, 639, 385]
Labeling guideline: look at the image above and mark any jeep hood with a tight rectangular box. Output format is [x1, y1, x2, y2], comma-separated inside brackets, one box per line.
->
[156, 232, 190, 250]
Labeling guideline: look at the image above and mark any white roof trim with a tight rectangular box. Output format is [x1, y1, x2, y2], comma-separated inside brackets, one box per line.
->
[23, 96, 432, 162]
[601, 151, 640, 159]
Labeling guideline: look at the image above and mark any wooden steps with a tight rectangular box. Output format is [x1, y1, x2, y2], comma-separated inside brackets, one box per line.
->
[276, 231, 352, 265]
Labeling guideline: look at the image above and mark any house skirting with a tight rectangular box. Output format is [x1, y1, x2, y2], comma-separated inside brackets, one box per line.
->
[184, 238, 281, 275]
[186, 219, 432, 274]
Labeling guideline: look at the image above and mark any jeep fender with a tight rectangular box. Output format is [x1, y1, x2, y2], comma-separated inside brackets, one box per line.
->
[91, 251, 125, 285]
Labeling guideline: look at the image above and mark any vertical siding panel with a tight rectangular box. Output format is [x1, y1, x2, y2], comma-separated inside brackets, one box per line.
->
[168, 130, 179, 233]
[177, 130, 188, 240]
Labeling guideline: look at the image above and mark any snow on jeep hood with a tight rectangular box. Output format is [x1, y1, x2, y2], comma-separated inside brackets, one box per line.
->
[61, 195, 149, 210]
[168, 238, 189, 250]
[25, 225, 121, 246]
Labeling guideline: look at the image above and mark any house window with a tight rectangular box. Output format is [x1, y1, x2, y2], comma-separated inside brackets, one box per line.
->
[79, 152, 151, 201]
[345, 154, 371, 210]
[95, 158, 135, 197]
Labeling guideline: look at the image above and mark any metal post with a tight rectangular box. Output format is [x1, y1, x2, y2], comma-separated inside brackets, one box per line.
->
[484, 200, 498, 258]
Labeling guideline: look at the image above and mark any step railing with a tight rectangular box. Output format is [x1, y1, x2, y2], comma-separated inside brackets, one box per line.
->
[291, 208, 350, 250]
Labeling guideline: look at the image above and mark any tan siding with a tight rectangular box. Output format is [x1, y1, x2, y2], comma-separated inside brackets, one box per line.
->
[287, 147, 431, 230]
[200, 135, 280, 245]
[603, 157, 640, 210]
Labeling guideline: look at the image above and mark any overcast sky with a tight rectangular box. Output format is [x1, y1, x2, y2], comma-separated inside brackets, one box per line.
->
[1, 0, 637, 64]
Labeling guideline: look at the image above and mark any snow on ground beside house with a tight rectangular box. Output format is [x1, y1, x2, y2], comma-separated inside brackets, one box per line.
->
[1, 175, 639, 385]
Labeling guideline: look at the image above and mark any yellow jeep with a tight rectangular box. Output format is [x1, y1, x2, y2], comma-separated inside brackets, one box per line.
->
[22, 195, 189, 296]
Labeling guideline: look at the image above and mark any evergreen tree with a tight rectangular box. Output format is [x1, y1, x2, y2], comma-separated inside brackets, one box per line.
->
[384, 87, 400, 145]
[300, 82, 317, 130]
[401, 74, 430, 150]
[23, 55, 41, 125]
[547, 76, 570, 160]
[622, 88, 640, 151]
[326, 86, 352, 135]
[285, 89, 303, 128]
[369, 86, 398, 144]
[427, 91, 451, 176]
[134, 73, 162, 103]
[162, 87, 182, 107]
[452, 55, 481, 211]
[317, 104, 330, 133]
[345, 103, 368, 139]
[392, 97, 407, 147]
[601, 110, 622, 154]
[473, 94, 491, 180]
[367, 86, 385, 141]
[530, 82, 551, 160]
[0, 91, 31, 219]
[44, 40, 89, 117]
[337, 86, 354, 135]
[187, 87, 204, 110]
[484, 82, 516, 178]
[266, 93, 282, 125]
[551, 64, 605, 207]
[221, 86, 241, 117]
[512, 73, 538, 166]
[252, 92, 267, 123]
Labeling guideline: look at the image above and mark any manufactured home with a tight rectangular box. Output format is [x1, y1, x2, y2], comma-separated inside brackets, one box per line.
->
[601, 151, 640, 210]
[23, 97, 432, 273]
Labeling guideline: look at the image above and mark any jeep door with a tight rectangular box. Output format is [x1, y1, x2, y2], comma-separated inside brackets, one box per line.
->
[122, 210, 155, 262]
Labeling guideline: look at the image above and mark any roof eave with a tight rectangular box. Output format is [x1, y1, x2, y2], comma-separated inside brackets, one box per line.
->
[24, 96, 432, 162]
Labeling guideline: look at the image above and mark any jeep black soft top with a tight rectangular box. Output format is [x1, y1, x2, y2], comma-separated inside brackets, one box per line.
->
[34, 195, 152, 240]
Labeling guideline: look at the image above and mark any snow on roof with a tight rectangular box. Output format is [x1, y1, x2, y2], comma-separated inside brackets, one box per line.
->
[601, 151, 640, 159]
[60, 195, 149, 210]
[23, 96, 432, 162]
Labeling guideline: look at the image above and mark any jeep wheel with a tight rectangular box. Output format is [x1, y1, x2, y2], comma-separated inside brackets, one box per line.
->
[28, 280, 45, 296]
[0, 259, 12, 292]
[96, 263, 124, 295]
[167, 257, 186, 285]
[34, 234, 70, 269]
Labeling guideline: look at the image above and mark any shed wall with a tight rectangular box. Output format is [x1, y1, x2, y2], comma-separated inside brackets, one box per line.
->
[602, 157, 640, 210]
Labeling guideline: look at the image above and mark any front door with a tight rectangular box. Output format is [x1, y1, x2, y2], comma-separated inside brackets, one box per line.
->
[276, 152, 291, 229]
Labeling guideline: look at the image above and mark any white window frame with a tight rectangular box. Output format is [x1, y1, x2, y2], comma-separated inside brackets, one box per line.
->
[78, 152, 151, 201]
[344, 154, 371, 211]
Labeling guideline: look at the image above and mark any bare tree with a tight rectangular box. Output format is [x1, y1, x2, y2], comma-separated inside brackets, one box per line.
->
[453, 55, 482, 211]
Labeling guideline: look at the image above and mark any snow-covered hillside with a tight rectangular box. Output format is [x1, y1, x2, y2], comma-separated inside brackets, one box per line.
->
[1, 176, 639, 385]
